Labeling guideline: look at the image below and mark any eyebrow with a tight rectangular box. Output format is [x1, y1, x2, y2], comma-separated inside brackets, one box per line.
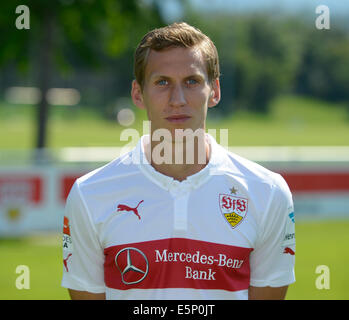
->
[150, 74, 205, 81]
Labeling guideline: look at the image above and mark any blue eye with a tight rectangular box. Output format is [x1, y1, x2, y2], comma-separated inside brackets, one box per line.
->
[157, 79, 168, 86]
[187, 79, 198, 85]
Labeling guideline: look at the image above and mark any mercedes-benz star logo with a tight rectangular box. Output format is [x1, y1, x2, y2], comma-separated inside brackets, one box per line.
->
[115, 247, 149, 285]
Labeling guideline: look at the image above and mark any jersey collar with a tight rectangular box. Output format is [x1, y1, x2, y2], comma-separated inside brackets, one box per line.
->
[133, 133, 222, 193]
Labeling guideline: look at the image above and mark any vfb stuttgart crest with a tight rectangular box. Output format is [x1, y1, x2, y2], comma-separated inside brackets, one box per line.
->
[219, 194, 248, 229]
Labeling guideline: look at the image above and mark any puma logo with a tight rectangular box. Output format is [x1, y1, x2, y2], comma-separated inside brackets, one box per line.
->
[117, 200, 144, 220]
[283, 247, 295, 255]
[63, 253, 72, 272]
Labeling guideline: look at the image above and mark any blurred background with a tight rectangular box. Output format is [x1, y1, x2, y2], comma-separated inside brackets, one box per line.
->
[0, 0, 348, 300]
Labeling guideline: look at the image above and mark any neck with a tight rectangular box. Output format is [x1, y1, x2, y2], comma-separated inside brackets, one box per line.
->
[144, 134, 210, 182]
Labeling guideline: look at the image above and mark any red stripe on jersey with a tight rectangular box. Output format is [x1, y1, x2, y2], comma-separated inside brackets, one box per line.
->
[104, 238, 253, 292]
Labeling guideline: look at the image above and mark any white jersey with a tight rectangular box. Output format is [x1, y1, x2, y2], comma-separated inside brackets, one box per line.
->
[61, 134, 295, 300]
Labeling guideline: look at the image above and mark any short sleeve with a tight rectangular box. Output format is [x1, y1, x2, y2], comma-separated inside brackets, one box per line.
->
[61, 182, 106, 293]
[250, 174, 296, 287]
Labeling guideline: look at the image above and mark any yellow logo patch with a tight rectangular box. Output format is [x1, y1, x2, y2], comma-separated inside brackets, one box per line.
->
[224, 212, 243, 228]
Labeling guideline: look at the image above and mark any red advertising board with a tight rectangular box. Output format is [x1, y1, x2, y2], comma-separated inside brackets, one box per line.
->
[0, 176, 43, 205]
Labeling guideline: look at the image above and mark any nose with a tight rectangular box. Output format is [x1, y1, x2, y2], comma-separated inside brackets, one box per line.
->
[169, 84, 186, 108]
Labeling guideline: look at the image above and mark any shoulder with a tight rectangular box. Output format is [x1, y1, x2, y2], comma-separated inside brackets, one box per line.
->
[74, 149, 140, 193]
[215, 144, 287, 187]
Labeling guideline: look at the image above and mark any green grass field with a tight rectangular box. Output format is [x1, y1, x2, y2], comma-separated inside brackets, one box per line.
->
[0, 220, 348, 300]
[0, 94, 348, 149]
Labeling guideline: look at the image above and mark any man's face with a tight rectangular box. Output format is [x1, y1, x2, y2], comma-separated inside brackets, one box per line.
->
[132, 46, 220, 137]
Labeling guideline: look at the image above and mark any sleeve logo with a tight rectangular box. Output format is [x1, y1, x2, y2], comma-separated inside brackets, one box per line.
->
[63, 216, 73, 252]
[62, 216, 73, 272]
[63, 216, 71, 236]
[282, 211, 296, 254]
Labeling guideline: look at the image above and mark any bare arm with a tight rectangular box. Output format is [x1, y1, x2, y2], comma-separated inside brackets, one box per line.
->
[248, 285, 288, 300]
[68, 289, 106, 300]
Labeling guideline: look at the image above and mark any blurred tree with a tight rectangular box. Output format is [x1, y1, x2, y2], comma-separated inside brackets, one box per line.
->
[232, 14, 304, 113]
[295, 28, 349, 103]
[0, 0, 164, 151]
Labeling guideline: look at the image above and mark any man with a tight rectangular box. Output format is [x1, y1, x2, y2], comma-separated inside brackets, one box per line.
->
[61, 22, 295, 300]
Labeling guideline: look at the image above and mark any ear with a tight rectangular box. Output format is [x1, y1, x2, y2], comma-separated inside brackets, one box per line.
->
[131, 80, 146, 110]
[208, 78, 221, 108]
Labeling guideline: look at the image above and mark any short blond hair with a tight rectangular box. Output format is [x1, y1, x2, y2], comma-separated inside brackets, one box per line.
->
[134, 22, 220, 89]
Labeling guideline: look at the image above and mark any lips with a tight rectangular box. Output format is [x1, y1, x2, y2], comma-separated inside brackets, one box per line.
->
[165, 114, 191, 123]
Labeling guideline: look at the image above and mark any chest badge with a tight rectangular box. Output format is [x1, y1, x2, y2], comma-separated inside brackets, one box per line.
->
[219, 194, 248, 229]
